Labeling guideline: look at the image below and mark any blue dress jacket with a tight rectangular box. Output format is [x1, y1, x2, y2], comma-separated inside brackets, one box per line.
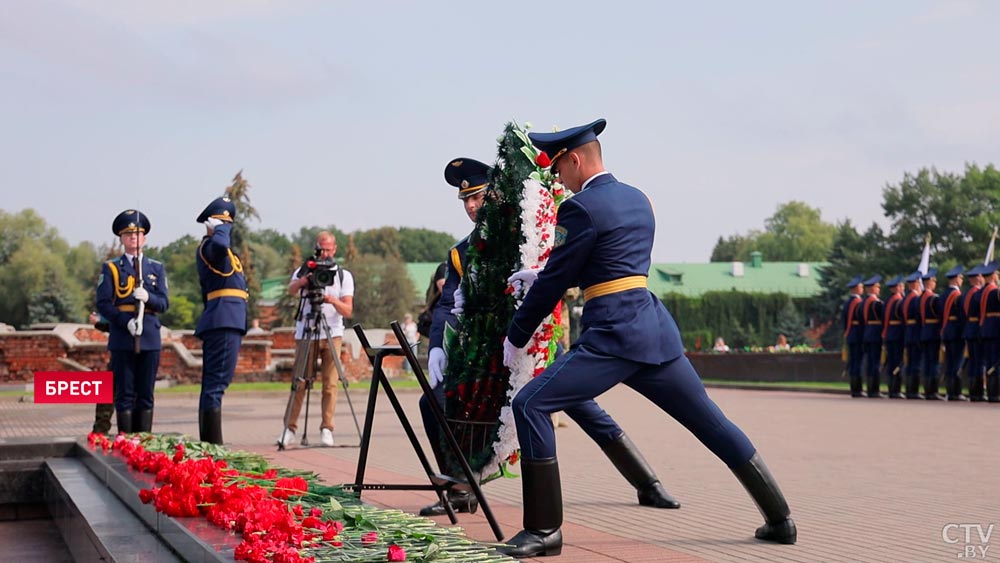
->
[194, 223, 248, 336]
[508, 173, 683, 365]
[96, 255, 169, 351]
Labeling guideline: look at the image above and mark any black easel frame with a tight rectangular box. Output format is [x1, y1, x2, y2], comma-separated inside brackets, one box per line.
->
[347, 322, 504, 541]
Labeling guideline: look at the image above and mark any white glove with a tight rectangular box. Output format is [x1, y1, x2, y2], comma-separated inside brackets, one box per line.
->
[131, 287, 149, 303]
[508, 268, 540, 294]
[428, 347, 447, 387]
[451, 286, 465, 316]
[127, 318, 141, 336]
[502, 337, 522, 368]
[204, 217, 224, 230]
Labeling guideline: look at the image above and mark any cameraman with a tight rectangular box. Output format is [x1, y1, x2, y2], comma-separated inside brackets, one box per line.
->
[279, 231, 354, 447]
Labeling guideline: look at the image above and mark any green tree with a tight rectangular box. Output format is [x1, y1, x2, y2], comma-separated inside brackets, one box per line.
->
[882, 164, 1000, 270]
[347, 253, 414, 328]
[354, 227, 401, 258]
[0, 238, 86, 327]
[709, 201, 836, 262]
[397, 227, 458, 262]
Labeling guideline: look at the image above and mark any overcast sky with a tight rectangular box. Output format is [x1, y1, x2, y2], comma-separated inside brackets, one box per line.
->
[3, 1, 999, 262]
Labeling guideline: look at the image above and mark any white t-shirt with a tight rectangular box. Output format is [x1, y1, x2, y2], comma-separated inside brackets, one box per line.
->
[292, 267, 355, 339]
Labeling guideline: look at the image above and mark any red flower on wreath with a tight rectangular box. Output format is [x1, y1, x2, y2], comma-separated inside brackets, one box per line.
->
[535, 151, 551, 168]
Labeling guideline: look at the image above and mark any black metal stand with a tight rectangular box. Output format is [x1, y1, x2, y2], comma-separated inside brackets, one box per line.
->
[348, 322, 504, 541]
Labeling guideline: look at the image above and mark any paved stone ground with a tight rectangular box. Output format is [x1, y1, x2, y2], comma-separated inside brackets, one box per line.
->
[2, 386, 999, 562]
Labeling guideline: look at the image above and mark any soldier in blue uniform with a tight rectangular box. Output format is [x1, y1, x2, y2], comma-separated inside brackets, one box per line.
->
[860, 275, 885, 398]
[419, 157, 681, 518]
[881, 275, 906, 398]
[962, 264, 986, 401]
[902, 272, 925, 399]
[978, 262, 1000, 402]
[194, 196, 248, 444]
[842, 275, 865, 397]
[418, 157, 490, 516]
[939, 266, 967, 401]
[498, 119, 795, 557]
[919, 268, 942, 400]
[96, 210, 169, 434]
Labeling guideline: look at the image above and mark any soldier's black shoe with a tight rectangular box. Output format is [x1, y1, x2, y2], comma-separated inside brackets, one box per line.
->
[199, 408, 224, 445]
[947, 395, 969, 401]
[637, 481, 681, 509]
[600, 432, 681, 509]
[499, 528, 563, 558]
[868, 393, 887, 398]
[498, 458, 563, 558]
[906, 394, 925, 400]
[756, 518, 798, 544]
[925, 394, 943, 400]
[116, 410, 132, 435]
[851, 392, 867, 398]
[888, 393, 906, 399]
[732, 453, 797, 545]
[970, 396, 986, 402]
[419, 491, 478, 516]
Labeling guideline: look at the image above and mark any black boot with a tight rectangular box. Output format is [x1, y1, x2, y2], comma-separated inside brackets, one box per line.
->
[732, 453, 797, 544]
[92, 403, 114, 434]
[988, 374, 1000, 402]
[867, 374, 885, 398]
[906, 374, 924, 399]
[115, 410, 132, 435]
[601, 433, 680, 508]
[889, 371, 905, 398]
[134, 409, 154, 432]
[419, 490, 479, 516]
[947, 378, 968, 401]
[498, 458, 563, 558]
[199, 408, 224, 444]
[925, 377, 942, 400]
[849, 375, 866, 397]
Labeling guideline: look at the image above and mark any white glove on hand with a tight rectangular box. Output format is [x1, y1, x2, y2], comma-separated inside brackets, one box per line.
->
[131, 287, 149, 303]
[127, 318, 141, 336]
[428, 347, 447, 387]
[507, 268, 540, 294]
[502, 337, 522, 369]
[451, 286, 465, 316]
[204, 217, 224, 230]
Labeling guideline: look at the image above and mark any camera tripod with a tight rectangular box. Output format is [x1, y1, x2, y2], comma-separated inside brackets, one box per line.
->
[277, 304, 362, 450]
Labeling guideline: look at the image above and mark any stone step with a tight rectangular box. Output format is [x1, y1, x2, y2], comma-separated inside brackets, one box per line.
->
[44, 457, 183, 562]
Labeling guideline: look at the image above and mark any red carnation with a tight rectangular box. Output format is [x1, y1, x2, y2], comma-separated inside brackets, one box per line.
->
[535, 151, 551, 168]
[388, 543, 407, 561]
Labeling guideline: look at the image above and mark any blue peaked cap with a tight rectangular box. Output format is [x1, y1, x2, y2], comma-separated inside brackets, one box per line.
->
[444, 158, 492, 200]
[982, 261, 999, 275]
[920, 267, 938, 280]
[112, 209, 150, 235]
[863, 275, 882, 286]
[845, 275, 863, 288]
[196, 196, 236, 223]
[905, 271, 922, 283]
[945, 265, 964, 278]
[885, 275, 903, 286]
[528, 118, 607, 164]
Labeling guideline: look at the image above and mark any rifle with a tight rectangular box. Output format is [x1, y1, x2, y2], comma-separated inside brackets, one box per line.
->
[133, 210, 145, 354]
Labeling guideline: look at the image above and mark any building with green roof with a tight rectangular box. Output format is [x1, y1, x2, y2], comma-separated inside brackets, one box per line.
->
[259, 253, 828, 306]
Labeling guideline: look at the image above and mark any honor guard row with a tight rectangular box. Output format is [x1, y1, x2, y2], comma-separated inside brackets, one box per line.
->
[842, 261, 1000, 402]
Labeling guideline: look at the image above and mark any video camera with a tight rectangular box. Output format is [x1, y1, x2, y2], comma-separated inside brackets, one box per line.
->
[297, 249, 340, 308]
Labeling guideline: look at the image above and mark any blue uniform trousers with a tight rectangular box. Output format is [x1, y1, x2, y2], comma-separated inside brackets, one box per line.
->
[847, 342, 863, 377]
[943, 341, 964, 390]
[884, 340, 904, 395]
[110, 350, 160, 412]
[199, 328, 242, 410]
[966, 340, 984, 398]
[512, 345, 755, 467]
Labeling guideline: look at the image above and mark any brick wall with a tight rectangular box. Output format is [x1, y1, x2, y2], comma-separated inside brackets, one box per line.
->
[0, 324, 403, 385]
